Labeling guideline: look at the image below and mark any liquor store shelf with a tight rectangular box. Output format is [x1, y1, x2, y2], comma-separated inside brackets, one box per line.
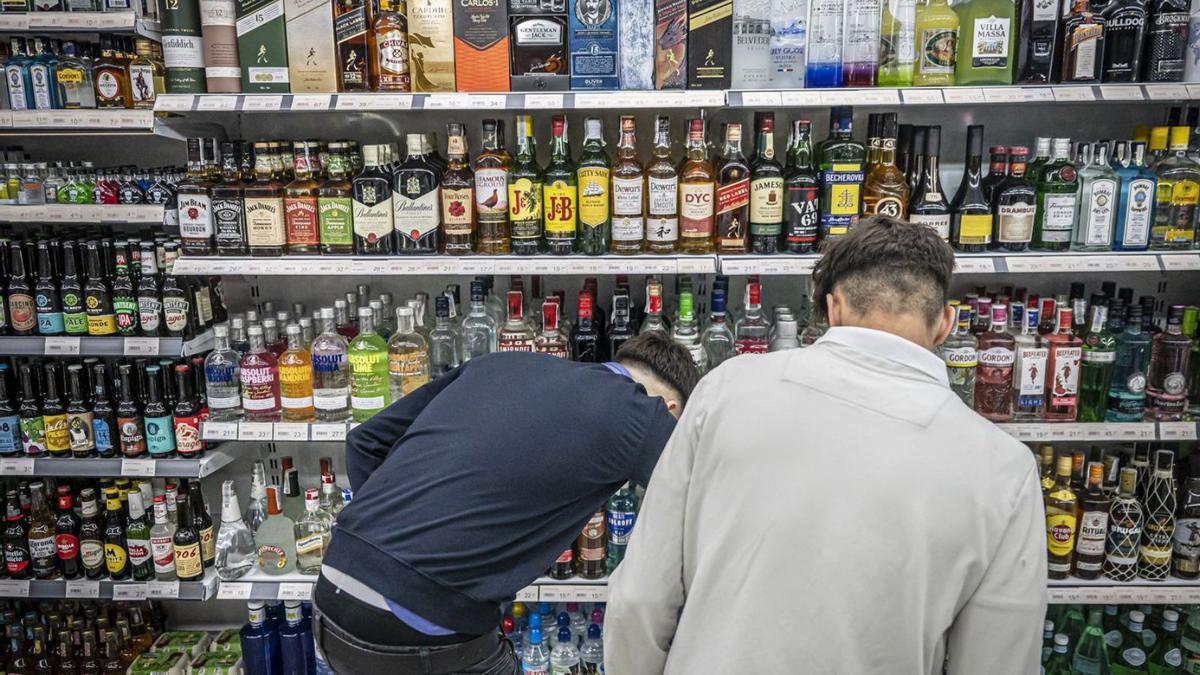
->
[154, 83, 1192, 114]
[1047, 579, 1200, 604]
[172, 252, 1200, 277]
[0, 569, 218, 601]
[0, 203, 164, 224]
[0, 109, 155, 131]
[214, 572, 610, 603]
[0, 448, 235, 478]
[201, 421, 1199, 444]
[0, 329, 213, 357]
[0, 11, 160, 36]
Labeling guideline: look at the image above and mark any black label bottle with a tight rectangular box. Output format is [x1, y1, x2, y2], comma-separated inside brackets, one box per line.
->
[65, 364, 96, 459]
[83, 241, 116, 336]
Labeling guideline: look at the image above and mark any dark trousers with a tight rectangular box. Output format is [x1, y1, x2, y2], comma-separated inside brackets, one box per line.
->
[311, 576, 518, 675]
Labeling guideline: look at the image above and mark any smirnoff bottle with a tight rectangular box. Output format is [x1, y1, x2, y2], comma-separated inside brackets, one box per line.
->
[1145, 304, 1193, 420]
[974, 304, 1015, 422]
[1139, 449, 1177, 580]
[1104, 467, 1144, 581]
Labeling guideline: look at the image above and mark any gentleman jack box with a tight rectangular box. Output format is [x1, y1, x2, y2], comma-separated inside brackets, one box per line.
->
[654, 0, 686, 88]
[686, 0, 730, 89]
[284, 0, 338, 92]
[508, 0, 570, 91]
[454, 0, 510, 90]
[235, 0, 291, 92]
[568, 0, 618, 89]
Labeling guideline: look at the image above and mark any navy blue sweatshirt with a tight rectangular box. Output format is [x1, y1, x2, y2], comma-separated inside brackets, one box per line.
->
[324, 352, 677, 635]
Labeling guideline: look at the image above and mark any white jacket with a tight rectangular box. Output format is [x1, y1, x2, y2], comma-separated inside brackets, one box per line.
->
[605, 326, 1047, 675]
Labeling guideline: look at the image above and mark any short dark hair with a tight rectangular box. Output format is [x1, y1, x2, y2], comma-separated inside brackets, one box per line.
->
[811, 215, 954, 326]
[615, 332, 700, 407]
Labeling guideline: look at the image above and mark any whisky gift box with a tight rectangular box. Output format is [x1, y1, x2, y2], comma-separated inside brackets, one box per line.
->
[454, 0, 510, 90]
[509, 0, 570, 90]
[235, 0, 290, 92]
[409, 0, 457, 92]
[568, 0, 619, 89]
[654, 0, 685, 88]
[285, 0, 339, 92]
[619, 0, 653, 88]
[161, 0, 206, 92]
[686, 0, 730, 89]
[200, 0, 241, 92]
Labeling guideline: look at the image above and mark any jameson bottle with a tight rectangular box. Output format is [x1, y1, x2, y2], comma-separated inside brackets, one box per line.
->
[508, 116, 544, 255]
[441, 123, 476, 255]
[645, 116, 679, 254]
[749, 112, 784, 254]
[543, 116, 578, 255]
[577, 118, 612, 255]
[784, 120, 820, 253]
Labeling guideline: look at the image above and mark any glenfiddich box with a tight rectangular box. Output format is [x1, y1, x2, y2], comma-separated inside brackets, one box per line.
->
[235, 0, 290, 92]
[654, 0, 685, 88]
[568, 0, 618, 89]
[454, 0, 510, 90]
[686, 0, 730, 89]
[284, 0, 338, 92]
[508, 0, 569, 91]
[409, 0, 457, 92]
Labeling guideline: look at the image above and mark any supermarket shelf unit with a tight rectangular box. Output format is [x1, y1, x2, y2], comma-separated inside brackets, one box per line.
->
[0, 448, 236, 478]
[0, 203, 165, 224]
[0, 329, 214, 357]
[0, 569, 218, 601]
[0, 10, 160, 36]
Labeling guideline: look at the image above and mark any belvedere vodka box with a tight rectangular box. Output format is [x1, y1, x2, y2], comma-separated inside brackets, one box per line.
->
[619, 0, 653, 88]
[730, 0, 769, 88]
[509, 0, 570, 90]
[454, 0, 511, 90]
[654, 0, 686, 88]
[284, 0, 339, 92]
[686, 0, 730, 88]
[235, 0, 291, 92]
[568, 0, 619, 89]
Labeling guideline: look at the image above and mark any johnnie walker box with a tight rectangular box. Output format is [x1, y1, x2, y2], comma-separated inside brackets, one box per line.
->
[509, 0, 570, 91]
[568, 0, 618, 89]
[686, 0, 729, 89]
[454, 0, 511, 90]
[654, 0, 686, 88]
[235, 0, 291, 92]
[284, 0, 338, 92]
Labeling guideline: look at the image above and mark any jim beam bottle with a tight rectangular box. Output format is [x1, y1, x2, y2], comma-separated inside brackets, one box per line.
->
[1045, 453, 1078, 579]
[1139, 449, 1177, 580]
[177, 138, 215, 256]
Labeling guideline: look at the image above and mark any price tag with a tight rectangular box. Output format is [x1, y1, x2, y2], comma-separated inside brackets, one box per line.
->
[202, 422, 238, 441]
[683, 90, 725, 106]
[44, 337, 81, 356]
[0, 458, 34, 476]
[197, 95, 238, 111]
[901, 88, 943, 104]
[1020, 87, 1055, 102]
[0, 14, 29, 29]
[818, 91, 855, 106]
[515, 587, 539, 602]
[677, 256, 718, 274]
[954, 257, 997, 274]
[335, 94, 376, 110]
[1145, 84, 1188, 100]
[112, 584, 148, 601]
[217, 582, 253, 600]
[238, 423, 273, 441]
[0, 112, 13, 129]
[123, 337, 160, 357]
[522, 94, 563, 109]
[1004, 256, 1056, 273]
[120, 110, 155, 129]
[290, 95, 333, 110]
[1188, 84, 1200, 98]
[457, 258, 496, 274]
[0, 580, 29, 597]
[738, 91, 782, 107]
[983, 88, 1022, 103]
[538, 584, 608, 602]
[278, 583, 313, 601]
[1159, 422, 1199, 441]
[273, 423, 309, 441]
[1160, 253, 1200, 271]
[154, 95, 194, 112]
[146, 581, 180, 599]
[942, 88, 985, 104]
[311, 424, 347, 442]
[370, 94, 413, 109]
[857, 88, 901, 105]
[66, 580, 100, 599]
[424, 93, 470, 109]
[571, 93, 611, 108]
[121, 459, 157, 477]
[1099, 85, 1144, 101]
[468, 94, 507, 109]
[242, 95, 283, 111]
[1108, 254, 1161, 272]
[780, 90, 824, 106]
[1084, 423, 1156, 441]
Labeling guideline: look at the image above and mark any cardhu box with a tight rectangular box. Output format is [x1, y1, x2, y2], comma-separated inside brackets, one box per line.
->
[454, 0, 510, 90]
[234, 0, 290, 92]
[568, 0, 618, 89]
[686, 0, 730, 89]
[409, 0, 457, 91]
[509, 0, 570, 90]
[654, 0, 685, 88]
[284, 0, 338, 92]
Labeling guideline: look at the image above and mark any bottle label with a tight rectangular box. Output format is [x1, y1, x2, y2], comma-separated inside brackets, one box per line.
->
[55, 533, 79, 562]
[257, 543, 289, 570]
[819, 165, 863, 237]
[19, 416, 46, 455]
[1121, 178, 1153, 247]
[377, 28, 410, 86]
[508, 177, 543, 241]
[151, 535, 175, 573]
[997, 203, 1035, 243]
[67, 411, 95, 452]
[498, 336, 535, 352]
[79, 539, 103, 570]
[174, 541, 203, 578]
[318, 197, 355, 246]
[394, 178, 440, 244]
[105, 541, 128, 574]
[138, 296, 162, 333]
[942, 346, 977, 368]
[784, 184, 820, 246]
[295, 532, 326, 555]
[118, 416, 146, 454]
[579, 512, 606, 560]
[474, 167, 509, 225]
[125, 536, 151, 568]
[174, 415, 203, 456]
[956, 213, 992, 245]
[284, 196, 320, 246]
[178, 194, 214, 239]
[607, 509, 635, 545]
[8, 293, 35, 333]
[1083, 178, 1117, 246]
[543, 180, 577, 235]
[909, 213, 951, 241]
[200, 525, 215, 561]
[612, 176, 644, 240]
[1050, 346, 1083, 406]
[144, 415, 176, 456]
[1040, 193, 1077, 240]
[5, 66, 27, 110]
[93, 417, 114, 453]
[978, 347, 1015, 367]
[163, 296, 190, 333]
[28, 535, 55, 564]
[1070, 23, 1102, 79]
[43, 414, 69, 453]
[245, 198, 288, 247]
[648, 175, 678, 216]
[129, 63, 156, 103]
[750, 176, 784, 234]
[441, 187, 475, 236]
[1163, 177, 1199, 244]
[919, 28, 957, 75]
[4, 540, 28, 575]
[352, 191, 396, 244]
[1173, 516, 1200, 573]
[1046, 509, 1077, 556]
[867, 195, 905, 219]
[1075, 510, 1108, 556]
[612, 215, 644, 242]
[577, 167, 610, 228]
[679, 181, 715, 239]
[971, 16, 1010, 68]
[387, 352, 429, 398]
[314, 387, 349, 410]
[96, 69, 121, 101]
[35, 296, 64, 335]
[241, 365, 280, 411]
[114, 295, 138, 333]
[0, 415, 18, 454]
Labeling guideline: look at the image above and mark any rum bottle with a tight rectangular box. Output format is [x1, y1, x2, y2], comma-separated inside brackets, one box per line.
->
[645, 116, 678, 254]
[508, 115, 543, 255]
[860, 112, 908, 220]
[974, 303, 1015, 421]
[748, 112, 784, 254]
[783, 120, 820, 253]
[284, 142, 321, 255]
[577, 118, 611, 255]
[474, 119, 511, 254]
[1074, 462, 1109, 580]
[1172, 455, 1200, 578]
[441, 123, 476, 255]
[1139, 449, 1177, 580]
[679, 118, 715, 254]
[393, 134, 441, 254]
[611, 116, 645, 255]
[1145, 304, 1192, 420]
[543, 116, 578, 255]
[1046, 453, 1078, 579]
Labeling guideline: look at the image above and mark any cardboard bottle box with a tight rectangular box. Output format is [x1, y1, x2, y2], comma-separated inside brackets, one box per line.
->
[455, 0, 510, 90]
[508, 0, 570, 90]
[686, 0, 730, 89]
[568, 0, 618, 89]
[235, 0, 291, 92]
[285, 0, 339, 92]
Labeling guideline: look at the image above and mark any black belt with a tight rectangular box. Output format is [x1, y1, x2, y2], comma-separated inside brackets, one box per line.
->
[313, 597, 499, 674]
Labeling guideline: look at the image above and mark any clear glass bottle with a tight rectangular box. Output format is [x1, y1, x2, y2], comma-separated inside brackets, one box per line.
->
[148, 495, 176, 581]
[245, 461, 269, 534]
[534, 300, 569, 358]
[1145, 304, 1193, 421]
[701, 288, 736, 372]
[387, 306, 431, 401]
[204, 325, 242, 422]
[294, 488, 331, 575]
[639, 279, 669, 336]
[460, 281, 497, 362]
[1150, 126, 1200, 249]
[1106, 304, 1152, 421]
[215, 480, 255, 581]
[1112, 141, 1155, 251]
[428, 296, 462, 378]
[311, 307, 351, 422]
[671, 290, 704, 370]
[254, 486, 297, 576]
[576, 118, 611, 256]
[940, 304, 977, 407]
[349, 306, 390, 422]
[734, 282, 770, 355]
[498, 290, 536, 351]
[1072, 142, 1119, 251]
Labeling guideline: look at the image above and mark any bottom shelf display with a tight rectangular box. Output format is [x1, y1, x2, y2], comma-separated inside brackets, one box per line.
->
[1043, 603, 1193, 674]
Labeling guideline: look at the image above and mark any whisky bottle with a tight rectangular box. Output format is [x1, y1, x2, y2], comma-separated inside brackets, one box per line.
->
[715, 123, 750, 255]
[860, 112, 908, 220]
[816, 106, 864, 244]
[950, 125, 991, 252]
[645, 116, 678, 254]
[1032, 138, 1079, 251]
[334, 0, 373, 91]
[679, 119, 715, 254]
[284, 141, 321, 255]
[474, 119, 511, 254]
[508, 115, 544, 255]
[1045, 453, 1078, 580]
[441, 123, 476, 255]
[577, 118, 611, 256]
[393, 134, 441, 254]
[318, 142, 356, 255]
[543, 115, 578, 255]
[244, 142, 287, 257]
[352, 144, 396, 254]
[783, 120, 820, 254]
[93, 37, 130, 109]
[177, 138, 215, 256]
[908, 125, 951, 242]
[212, 141, 247, 256]
[749, 112, 784, 254]
[1060, 0, 1106, 83]
[371, 0, 411, 91]
[611, 116, 645, 255]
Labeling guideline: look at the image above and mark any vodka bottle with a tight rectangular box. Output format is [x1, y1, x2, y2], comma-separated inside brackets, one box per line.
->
[244, 461, 269, 534]
[311, 307, 351, 422]
[671, 290, 704, 369]
[734, 282, 770, 354]
[769, 0, 809, 87]
[701, 288, 736, 370]
[842, 0, 882, 85]
[806, 0, 845, 87]
[429, 295, 462, 378]
[204, 325, 242, 421]
[461, 281, 498, 361]
[215, 480, 255, 580]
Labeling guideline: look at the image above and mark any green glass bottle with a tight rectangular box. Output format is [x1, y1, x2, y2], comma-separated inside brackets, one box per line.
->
[1147, 608, 1182, 674]
[348, 306, 389, 422]
[953, 0, 1016, 85]
[543, 115, 578, 256]
[1072, 608, 1110, 674]
[576, 117, 611, 256]
[1032, 137, 1079, 251]
[508, 115, 545, 256]
[1044, 634, 1072, 675]
[1077, 297, 1119, 422]
[816, 106, 865, 245]
[1109, 609, 1150, 675]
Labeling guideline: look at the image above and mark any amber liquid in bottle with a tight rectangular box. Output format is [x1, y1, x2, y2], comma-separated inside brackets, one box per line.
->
[244, 143, 287, 257]
[611, 116, 645, 255]
[474, 119, 512, 254]
[284, 142, 321, 255]
[441, 123, 476, 254]
[646, 116, 679, 254]
[371, 0, 411, 91]
[679, 119, 715, 254]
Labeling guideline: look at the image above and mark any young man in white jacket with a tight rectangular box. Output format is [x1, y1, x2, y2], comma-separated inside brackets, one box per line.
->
[605, 215, 1047, 675]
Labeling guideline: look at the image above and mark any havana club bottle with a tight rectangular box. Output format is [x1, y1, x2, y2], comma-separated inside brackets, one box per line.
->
[1046, 453, 1078, 580]
[748, 112, 784, 254]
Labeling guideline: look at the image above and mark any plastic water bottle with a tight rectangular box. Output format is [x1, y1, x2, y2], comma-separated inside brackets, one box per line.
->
[580, 624, 604, 674]
[278, 600, 315, 675]
[590, 606, 605, 627]
[550, 613, 571, 649]
[539, 602, 557, 634]
[522, 626, 551, 675]
[567, 603, 588, 641]
[551, 626, 581, 674]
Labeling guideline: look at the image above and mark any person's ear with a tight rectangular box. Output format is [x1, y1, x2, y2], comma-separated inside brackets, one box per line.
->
[826, 292, 842, 326]
[665, 398, 681, 419]
[934, 304, 955, 346]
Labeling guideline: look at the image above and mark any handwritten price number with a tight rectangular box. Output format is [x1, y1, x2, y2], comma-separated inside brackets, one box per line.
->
[217, 582, 253, 600]
[66, 580, 100, 599]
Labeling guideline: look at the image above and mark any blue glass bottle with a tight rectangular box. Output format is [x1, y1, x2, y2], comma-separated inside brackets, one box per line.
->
[1112, 140, 1155, 251]
[240, 601, 283, 675]
[27, 37, 58, 111]
[4, 37, 33, 112]
[278, 601, 315, 675]
[1106, 304, 1152, 421]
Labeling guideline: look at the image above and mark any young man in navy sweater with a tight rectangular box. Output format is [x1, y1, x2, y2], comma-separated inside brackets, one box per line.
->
[313, 332, 699, 674]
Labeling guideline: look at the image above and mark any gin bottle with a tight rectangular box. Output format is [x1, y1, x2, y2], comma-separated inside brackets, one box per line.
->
[294, 488, 331, 575]
[215, 480, 254, 581]
[388, 307, 431, 400]
[1139, 449, 1177, 580]
[1072, 142, 1119, 251]
[1150, 126, 1200, 249]
[940, 304, 977, 407]
[974, 304, 1015, 421]
[1107, 304, 1152, 421]
[460, 281, 497, 362]
[311, 308, 350, 422]
[204, 325, 242, 422]
[1032, 138, 1079, 252]
[1145, 304, 1193, 421]
[1044, 306, 1083, 421]
[1077, 298, 1118, 422]
[1112, 141, 1155, 251]
[429, 296, 462, 377]
[349, 306, 390, 422]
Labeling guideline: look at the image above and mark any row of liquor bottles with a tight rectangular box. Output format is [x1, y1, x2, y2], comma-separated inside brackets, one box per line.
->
[0, 237, 230, 339]
[0, 159, 182, 207]
[238, 601, 316, 675]
[151, 0, 1200, 96]
[196, 275, 787, 424]
[2, 36, 164, 112]
[939, 282, 1199, 424]
[0, 600, 167, 675]
[0, 356, 209, 459]
[1042, 603, 1192, 675]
